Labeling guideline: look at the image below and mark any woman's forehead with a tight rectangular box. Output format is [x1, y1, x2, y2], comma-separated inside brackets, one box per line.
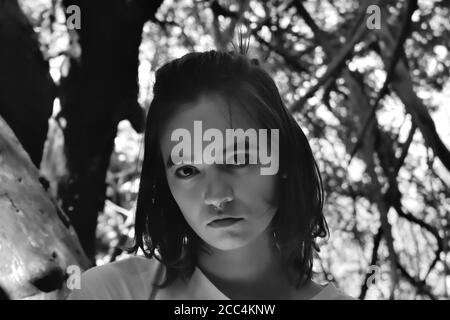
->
[160, 94, 258, 138]
[158, 93, 262, 160]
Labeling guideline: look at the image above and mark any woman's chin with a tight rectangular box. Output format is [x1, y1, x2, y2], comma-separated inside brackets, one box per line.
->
[204, 236, 249, 251]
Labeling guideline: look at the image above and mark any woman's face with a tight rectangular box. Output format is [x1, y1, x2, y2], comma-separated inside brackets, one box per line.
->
[159, 94, 279, 251]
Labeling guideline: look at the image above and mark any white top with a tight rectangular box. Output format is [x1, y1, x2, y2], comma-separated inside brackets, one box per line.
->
[67, 256, 354, 300]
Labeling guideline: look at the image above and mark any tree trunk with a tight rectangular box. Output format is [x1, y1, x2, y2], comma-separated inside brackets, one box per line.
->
[0, 115, 90, 300]
[0, 0, 55, 168]
[58, 0, 163, 260]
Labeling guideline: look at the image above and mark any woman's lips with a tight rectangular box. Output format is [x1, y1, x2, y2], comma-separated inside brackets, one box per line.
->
[207, 217, 243, 228]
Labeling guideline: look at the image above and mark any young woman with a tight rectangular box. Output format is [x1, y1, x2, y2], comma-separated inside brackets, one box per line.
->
[67, 51, 353, 300]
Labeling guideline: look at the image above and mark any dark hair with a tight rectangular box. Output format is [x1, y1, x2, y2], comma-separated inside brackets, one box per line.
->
[130, 50, 328, 288]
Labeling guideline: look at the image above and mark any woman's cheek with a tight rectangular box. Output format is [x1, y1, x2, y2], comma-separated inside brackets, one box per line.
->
[167, 178, 203, 215]
[236, 170, 279, 208]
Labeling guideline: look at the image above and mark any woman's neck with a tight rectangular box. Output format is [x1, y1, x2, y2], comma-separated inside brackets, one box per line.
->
[194, 231, 324, 300]
[196, 230, 293, 298]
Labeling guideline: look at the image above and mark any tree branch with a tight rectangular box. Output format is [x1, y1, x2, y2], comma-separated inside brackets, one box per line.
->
[397, 263, 437, 299]
[252, 32, 309, 73]
[359, 227, 383, 299]
[393, 123, 417, 175]
[288, 3, 369, 112]
[348, 0, 419, 163]
[210, 0, 250, 50]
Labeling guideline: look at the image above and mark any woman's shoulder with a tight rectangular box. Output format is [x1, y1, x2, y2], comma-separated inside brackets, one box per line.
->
[66, 255, 165, 300]
[311, 282, 356, 300]
[107, 255, 164, 277]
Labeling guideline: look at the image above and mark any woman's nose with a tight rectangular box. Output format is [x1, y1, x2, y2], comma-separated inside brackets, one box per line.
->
[204, 174, 234, 209]
[205, 195, 234, 210]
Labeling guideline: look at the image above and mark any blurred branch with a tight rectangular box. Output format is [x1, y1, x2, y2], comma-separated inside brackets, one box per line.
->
[105, 199, 133, 220]
[359, 227, 383, 300]
[245, 1, 317, 73]
[391, 202, 443, 279]
[393, 123, 417, 175]
[151, 17, 196, 50]
[367, 159, 399, 299]
[344, 70, 399, 298]
[288, 1, 370, 113]
[104, 201, 135, 263]
[210, 0, 238, 18]
[209, 0, 250, 50]
[252, 32, 309, 73]
[291, 0, 327, 40]
[348, 0, 419, 164]
[397, 263, 437, 299]
[376, 123, 443, 296]
[341, 61, 441, 298]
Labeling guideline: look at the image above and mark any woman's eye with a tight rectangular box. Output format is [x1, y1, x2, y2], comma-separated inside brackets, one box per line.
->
[175, 166, 199, 178]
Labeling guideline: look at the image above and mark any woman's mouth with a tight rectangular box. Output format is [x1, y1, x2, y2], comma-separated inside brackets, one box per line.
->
[207, 217, 243, 228]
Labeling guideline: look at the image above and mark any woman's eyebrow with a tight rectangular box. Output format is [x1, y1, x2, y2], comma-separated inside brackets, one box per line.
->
[166, 153, 193, 168]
